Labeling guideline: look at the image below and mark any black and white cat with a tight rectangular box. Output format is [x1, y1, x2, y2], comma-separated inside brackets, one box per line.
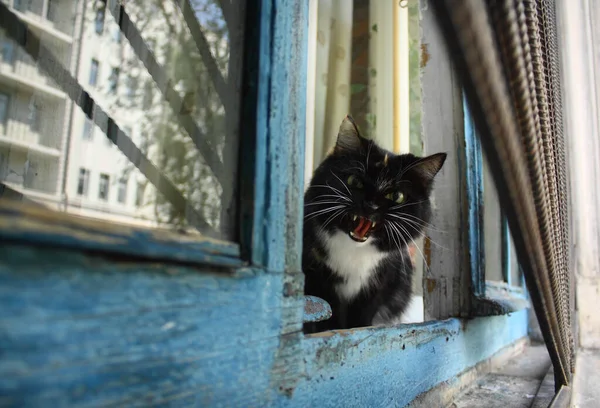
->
[303, 115, 446, 333]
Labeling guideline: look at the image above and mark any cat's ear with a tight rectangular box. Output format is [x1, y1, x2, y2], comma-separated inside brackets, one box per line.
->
[410, 153, 447, 185]
[334, 115, 363, 155]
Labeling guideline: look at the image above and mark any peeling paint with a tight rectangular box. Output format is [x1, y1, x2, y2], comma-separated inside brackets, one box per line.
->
[421, 43, 431, 68]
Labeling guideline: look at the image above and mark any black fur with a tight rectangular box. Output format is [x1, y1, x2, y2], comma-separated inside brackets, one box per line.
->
[303, 116, 446, 333]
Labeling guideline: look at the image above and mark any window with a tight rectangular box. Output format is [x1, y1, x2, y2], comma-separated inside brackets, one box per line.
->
[98, 173, 110, 201]
[82, 117, 93, 140]
[28, 100, 39, 131]
[112, 26, 121, 43]
[108, 67, 119, 93]
[125, 75, 137, 101]
[12, 0, 23, 11]
[0, 151, 6, 181]
[95, 7, 105, 34]
[77, 168, 90, 196]
[0, 93, 8, 124]
[1, 38, 14, 64]
[135, 182, 145, 206]
[89, 59, 99, 86]
[117, 177, 128, 204]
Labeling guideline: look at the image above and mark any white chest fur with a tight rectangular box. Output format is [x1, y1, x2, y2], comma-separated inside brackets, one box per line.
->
[320, 230, 388, 300]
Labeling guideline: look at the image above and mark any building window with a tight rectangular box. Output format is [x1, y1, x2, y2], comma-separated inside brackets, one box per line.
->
[28, 101, 39, 132]
[1, 39, 14, 64]
[77, 168, 90, 196]
[0, 93, 8, 124]
[117, 176, 128, 204]
[112, 26, 121, 43]
[82, 117, 94, 140]
[98, 173, 110, 200]
[95, 7, 105, 34]
[89, 59, 99, 86]
[125, 75, 137, 101]
[108, 67, 119, 94]
[142, 80, 153, 110]
[135, 182, 145, 206]
[13, 0, 23, 11]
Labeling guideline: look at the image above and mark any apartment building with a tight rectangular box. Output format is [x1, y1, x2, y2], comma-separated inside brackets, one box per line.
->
[0, 0, 159, 227]
[63, 0, 155, 227]
[0, 0, 79, 210]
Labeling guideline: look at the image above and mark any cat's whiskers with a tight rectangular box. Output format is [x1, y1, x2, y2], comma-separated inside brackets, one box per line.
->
[330, 171, 352, 196]
[320, 208, 347, 232]
[304, 205, 346, 221]
[387, 213, 446, 233]
[305, 200, 348, 207]
[388, 200, 428, 211]
[395, 221, 433, 275]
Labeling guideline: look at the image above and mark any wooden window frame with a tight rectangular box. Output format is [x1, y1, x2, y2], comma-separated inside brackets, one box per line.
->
[0, 1, 533, 406]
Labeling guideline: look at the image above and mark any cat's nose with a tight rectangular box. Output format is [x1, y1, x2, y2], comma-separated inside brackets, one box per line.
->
[365, 201, 379, 211]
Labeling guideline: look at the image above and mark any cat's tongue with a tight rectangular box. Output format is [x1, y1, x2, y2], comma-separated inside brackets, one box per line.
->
[351, 217, 372, 241]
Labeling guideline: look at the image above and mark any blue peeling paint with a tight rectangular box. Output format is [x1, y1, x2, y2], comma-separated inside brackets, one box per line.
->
[463, 93, 485, 297]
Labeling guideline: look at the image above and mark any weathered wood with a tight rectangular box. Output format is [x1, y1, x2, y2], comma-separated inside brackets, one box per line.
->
[303, 296, 332, 323]
[0, 200, 242, 268]
[420, 1, 470, 319]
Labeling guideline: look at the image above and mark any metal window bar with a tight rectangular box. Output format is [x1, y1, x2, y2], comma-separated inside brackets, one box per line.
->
[0, 2, 215, 236]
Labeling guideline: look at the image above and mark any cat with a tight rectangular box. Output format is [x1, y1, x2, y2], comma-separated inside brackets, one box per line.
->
[302, 115, 446, 333]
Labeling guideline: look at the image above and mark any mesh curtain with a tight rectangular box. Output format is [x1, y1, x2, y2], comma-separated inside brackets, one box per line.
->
[430, 0, 573, 391]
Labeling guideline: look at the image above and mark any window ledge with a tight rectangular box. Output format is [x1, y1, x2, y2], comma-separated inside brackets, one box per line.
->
[471, 281, 530, 317]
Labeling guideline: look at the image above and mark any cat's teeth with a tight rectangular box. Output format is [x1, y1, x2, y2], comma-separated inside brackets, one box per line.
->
[353, 215, 357, 221]
[372, 222, 376, 228]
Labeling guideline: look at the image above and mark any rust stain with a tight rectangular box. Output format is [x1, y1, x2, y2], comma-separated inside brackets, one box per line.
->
[420, 43, 430, 68]
[424, 236, 432, 267]
[426, 278, 437, 294]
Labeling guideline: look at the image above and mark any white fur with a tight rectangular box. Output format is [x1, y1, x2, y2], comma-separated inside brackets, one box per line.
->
[319, 229, 388, 300]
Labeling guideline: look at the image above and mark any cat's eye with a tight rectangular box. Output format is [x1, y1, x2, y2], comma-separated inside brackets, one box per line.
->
[347, 175, 363, 188]
[385, 192, 405, 204]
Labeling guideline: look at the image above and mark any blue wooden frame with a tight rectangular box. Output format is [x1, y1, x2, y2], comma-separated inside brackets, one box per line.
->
[0, 1, 533, 406]
[463, 93, 486, 298]
[463, 95, 528, 316]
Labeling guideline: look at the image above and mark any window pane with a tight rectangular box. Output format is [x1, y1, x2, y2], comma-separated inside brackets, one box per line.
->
[98, 173, 109, 201]
[0, 93, 8, 123]
[82, 118, 93, 140]
[89, 59, 99, 86]
[117, 177, 128, 204]
[0, 0, 246, 240]
[483, 153, 504, 282]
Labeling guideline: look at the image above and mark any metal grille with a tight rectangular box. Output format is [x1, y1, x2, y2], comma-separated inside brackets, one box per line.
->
[430, 0, 573, 389]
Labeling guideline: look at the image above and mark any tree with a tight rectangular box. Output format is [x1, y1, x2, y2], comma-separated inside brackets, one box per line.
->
[101, 0, 242, 238]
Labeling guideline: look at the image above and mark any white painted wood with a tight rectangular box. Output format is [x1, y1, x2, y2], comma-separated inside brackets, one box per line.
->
[557, 0, 600, 348]
[393, 2, 410, 154]
[419, 2, 470, 320]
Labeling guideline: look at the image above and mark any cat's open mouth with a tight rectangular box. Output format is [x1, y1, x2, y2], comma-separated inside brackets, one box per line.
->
[349, 215, 376, 242]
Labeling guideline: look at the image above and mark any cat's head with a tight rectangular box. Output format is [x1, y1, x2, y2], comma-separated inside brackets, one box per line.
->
[305, 115, 446, 251]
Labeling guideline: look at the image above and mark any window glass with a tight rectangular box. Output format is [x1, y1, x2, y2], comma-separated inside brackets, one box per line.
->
[0, 93, 8, 123]
[95, 8, 105, 35]
[77, 168, 90, 196]
[1, 37, 14, 64]
[82, 118, 94, 140]
[117, 176, 128, 204]
[0, 0, 246, 240]
[89, 59, 99, 86]
[98, 173, 109, 201]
